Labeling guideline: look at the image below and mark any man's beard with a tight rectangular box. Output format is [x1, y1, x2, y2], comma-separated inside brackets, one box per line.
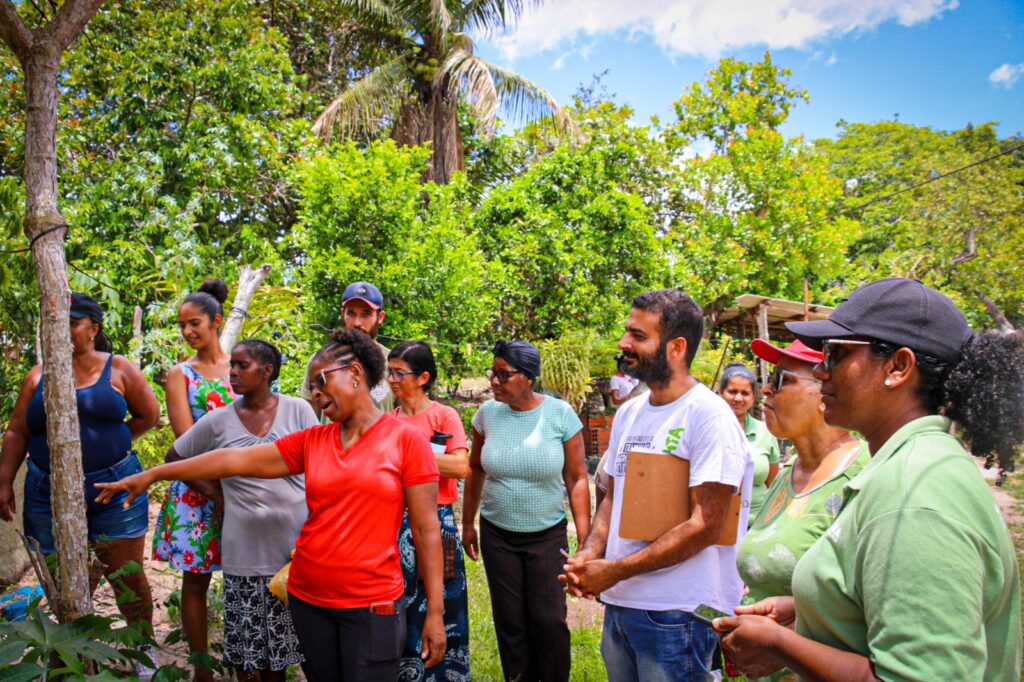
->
[622, 341, 672, 389]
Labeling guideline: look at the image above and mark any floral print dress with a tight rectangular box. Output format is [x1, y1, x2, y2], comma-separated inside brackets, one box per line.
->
[152, 363, 236, 573]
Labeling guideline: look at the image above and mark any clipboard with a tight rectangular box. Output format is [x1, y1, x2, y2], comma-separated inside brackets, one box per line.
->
[618, 451, 741, 545]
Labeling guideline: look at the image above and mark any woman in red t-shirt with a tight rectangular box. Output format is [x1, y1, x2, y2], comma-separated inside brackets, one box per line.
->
[388, 340, 471, 681]
[95, 328, 446, 681]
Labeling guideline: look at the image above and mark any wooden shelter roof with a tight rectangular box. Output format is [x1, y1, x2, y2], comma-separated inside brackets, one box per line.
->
[713, 294, 835, 343]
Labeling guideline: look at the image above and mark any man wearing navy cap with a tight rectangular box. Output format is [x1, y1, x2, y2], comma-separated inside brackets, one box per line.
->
[302, 281, 395, 413]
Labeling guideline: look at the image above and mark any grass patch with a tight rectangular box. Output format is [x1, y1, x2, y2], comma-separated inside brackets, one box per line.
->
[465, 543, 606, 681]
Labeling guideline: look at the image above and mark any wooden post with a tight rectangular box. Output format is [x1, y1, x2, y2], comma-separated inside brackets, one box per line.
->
[219, 263, 272, 354]
[803, 279, 810, 321]
[757, 301, 770, 388]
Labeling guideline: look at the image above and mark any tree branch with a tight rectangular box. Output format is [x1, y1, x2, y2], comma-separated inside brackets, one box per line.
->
[978, 292, 1015, 333]
[0, 1, 33, 62]
[39, 0, 103, 54]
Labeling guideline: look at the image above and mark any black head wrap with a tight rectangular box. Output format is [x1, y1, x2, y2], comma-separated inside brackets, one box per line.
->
[492, 340, 542, 381]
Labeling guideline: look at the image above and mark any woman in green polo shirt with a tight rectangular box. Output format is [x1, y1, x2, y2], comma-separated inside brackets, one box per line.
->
[719, 362, 780, 522]
[714, 278, 1024, 682]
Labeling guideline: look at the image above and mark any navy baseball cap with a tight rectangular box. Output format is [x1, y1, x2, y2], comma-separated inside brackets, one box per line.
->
[69, 293, 103, 323]
[342, 281, 383, 310]
[785, 278, 973, 363]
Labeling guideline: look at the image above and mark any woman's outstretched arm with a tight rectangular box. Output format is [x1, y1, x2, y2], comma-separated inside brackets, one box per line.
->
[94, 442, 291, 508]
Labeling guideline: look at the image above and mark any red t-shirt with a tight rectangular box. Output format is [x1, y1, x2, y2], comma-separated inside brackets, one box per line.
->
[275, 413, 439, 608]
[391, 402, 469, 506]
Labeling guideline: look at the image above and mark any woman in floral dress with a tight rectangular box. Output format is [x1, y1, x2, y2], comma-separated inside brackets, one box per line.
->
[152, 278, 235, 682]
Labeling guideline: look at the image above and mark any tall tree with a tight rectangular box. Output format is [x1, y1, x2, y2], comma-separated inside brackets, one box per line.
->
[820, 121, 1024, 329]
[0, 0, 105, 621]
[664, 53, 854, 317]
[312, 0, 574, 183]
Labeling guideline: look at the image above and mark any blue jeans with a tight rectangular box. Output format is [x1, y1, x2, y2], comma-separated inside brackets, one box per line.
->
[23, 453, 149, 553]
[601, 603, 718, 682]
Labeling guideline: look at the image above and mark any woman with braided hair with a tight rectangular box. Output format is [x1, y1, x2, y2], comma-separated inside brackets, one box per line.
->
[97, 328, 446, 681]
[714, 278, 1023, 682]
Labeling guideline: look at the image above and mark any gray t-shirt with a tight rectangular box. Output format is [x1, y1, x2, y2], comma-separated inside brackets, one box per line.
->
[173, 395, 318, 576]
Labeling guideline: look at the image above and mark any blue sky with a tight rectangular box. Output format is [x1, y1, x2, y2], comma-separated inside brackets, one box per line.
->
[473, 0, 1024, 141]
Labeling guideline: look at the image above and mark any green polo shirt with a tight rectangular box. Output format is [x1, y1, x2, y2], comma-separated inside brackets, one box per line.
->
[746, 414, 781, 520]
[791, 416, 1021, 682]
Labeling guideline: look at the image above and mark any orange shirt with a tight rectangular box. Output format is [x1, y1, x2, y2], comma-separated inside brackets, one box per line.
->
[275, 414, 438, 608]
[391, 402, 469, 506]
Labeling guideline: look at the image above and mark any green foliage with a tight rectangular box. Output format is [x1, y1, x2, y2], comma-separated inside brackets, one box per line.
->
[292, 140, 495, 379]
[690, 334, 753, 388]
[664, 54, 855, 314]
[818, 121, 1024, 327]
[474, 107, 668, 339]
[538, 335, 593, 410]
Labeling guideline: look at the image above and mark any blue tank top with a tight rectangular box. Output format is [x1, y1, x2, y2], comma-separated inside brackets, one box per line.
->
[26, 354, 132, 474]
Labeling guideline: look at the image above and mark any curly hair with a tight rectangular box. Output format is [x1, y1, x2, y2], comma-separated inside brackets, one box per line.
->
[872, 331, 1024, 470]
[234, 338, 283, 383]
[313, 327, 385, 388]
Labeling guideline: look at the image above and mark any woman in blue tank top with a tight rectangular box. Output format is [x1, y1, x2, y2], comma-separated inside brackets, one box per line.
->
[151, 278, 235, 682]
[0, 293, 160, 646]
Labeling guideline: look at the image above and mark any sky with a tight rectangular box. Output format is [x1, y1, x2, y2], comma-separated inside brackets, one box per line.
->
[472, 0, 1024, 141]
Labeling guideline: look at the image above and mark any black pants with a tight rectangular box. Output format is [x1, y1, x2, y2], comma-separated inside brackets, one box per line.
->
[287, 593, 405, 681]
[480, 516, 570, 682]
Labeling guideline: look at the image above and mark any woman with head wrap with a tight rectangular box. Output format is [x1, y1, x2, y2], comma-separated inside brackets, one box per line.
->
[714, 279, 1023, 681]
[461, 340, 591, 682]
[719, 362, 780, 522]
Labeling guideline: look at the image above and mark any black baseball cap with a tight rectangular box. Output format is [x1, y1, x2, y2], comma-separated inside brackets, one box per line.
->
[785, 278, 972, 363]
[69, 292, 103, 323]
[342, 281, 384, 310]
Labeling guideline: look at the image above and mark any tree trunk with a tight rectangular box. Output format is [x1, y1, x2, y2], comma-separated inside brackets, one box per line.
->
[24, 49, 92, 623]
[1, 0, 108, 622]
[219, 263, 272, 354]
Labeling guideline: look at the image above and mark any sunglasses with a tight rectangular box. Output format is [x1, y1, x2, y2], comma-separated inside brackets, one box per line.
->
[821, 339, 873, 372]
[486, 368, 522, 384]
[387, 368, 417, 381]
[313, 362, 355, 390]
[769, 366, 823, 392]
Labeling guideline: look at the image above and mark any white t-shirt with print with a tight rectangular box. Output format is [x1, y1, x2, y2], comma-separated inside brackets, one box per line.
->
[601, 381, 753, 613]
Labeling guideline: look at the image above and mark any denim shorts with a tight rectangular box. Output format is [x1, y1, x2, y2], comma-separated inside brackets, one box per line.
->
[23, 452, 149, 554]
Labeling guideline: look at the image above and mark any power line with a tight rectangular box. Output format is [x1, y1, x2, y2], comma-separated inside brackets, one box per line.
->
[797, 141, 1024, 232]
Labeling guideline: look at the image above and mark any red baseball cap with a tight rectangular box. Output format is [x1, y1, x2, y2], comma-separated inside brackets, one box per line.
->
[750, 338, 823, 366]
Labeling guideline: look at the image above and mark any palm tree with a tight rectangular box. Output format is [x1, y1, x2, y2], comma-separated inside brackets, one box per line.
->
[313, 0, 576, 184]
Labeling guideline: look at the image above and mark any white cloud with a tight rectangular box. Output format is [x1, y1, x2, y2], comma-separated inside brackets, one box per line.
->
[551, 52, 571, 70]
[989, 63, 1024, 89]
[488, 0, 958, 61]
[826, 52, 838, 66]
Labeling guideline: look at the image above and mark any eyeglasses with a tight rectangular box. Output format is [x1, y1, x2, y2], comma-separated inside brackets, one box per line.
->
[486, 368, 522, 384]
[821, 339, 873, 372]
[313, 362, 354, 390]
[387, 368, 416, 381]
[769, 366, 823, 392]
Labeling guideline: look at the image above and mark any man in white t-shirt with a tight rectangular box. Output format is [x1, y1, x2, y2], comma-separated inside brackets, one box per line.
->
[563, 289, 753, 681]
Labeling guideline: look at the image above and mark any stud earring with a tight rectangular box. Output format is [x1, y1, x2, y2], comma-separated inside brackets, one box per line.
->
[884, 379, 892, 386]
[354, 382, 359, 389]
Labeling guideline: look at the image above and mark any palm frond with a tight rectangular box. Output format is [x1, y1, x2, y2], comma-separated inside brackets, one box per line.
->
[439, 48, 499, 134]
[337, 0, 404, 28]
[428, 0, 453, 33]
[443, 51, 579, 139]
[313, 58, 413, 141]
[461, 0, 538, 34]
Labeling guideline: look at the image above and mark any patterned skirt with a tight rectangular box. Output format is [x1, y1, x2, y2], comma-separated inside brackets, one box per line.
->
[151, 480, 222, 573]
[222, 575, 304, 673]
[398, 504, 470, 681]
